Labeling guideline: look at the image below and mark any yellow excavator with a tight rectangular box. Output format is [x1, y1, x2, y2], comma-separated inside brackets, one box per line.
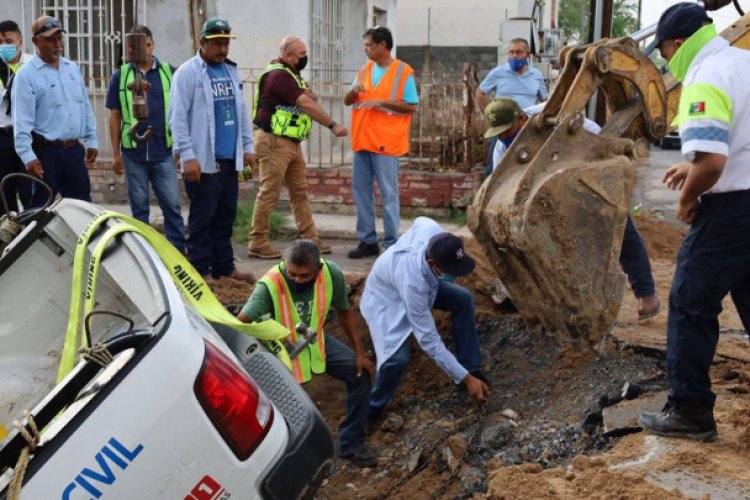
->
[468, 1, 750, 345]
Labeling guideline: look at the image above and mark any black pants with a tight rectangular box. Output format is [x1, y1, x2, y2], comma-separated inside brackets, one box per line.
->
[0, 128, 31, 214]
[667, 189, 750, 405]
[30, 142, 91, 208]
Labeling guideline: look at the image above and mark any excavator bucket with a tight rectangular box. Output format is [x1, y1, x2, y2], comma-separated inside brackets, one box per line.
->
[468, 38, 663, 344]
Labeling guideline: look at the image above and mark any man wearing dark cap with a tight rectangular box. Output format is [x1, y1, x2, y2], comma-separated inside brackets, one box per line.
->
[638, 3, 750, 442]
[484, 97, 660, 322]
[360, 217, 490, 419]
[12, 16, 98, 207]
[169, 18, 255, 283]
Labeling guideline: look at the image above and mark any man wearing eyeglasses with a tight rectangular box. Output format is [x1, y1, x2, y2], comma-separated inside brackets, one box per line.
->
[11, 16, 98, 207]
[168, 18, 255, 283]
[344, 26, 418, 260]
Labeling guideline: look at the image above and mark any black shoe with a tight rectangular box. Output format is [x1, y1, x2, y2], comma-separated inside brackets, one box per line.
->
[638, 398, 717, 442]
[340, 445, 379, 468]
[348, 241, 380, 259]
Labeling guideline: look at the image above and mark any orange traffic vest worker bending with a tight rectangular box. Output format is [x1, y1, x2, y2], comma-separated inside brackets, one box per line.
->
[344, 26, 418, 260]
[237, 239, 378, 468]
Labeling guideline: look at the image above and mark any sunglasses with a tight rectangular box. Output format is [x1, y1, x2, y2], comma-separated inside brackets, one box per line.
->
[34, 18, 63, 36]
[205, 25, 231, 36]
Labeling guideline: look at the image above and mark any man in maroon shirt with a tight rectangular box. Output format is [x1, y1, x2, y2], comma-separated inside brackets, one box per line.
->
[248, 36, 347, 259]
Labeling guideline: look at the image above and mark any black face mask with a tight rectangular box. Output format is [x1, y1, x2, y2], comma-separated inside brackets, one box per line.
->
[295, 55, 308, 72]
[288, 278, 316, 295]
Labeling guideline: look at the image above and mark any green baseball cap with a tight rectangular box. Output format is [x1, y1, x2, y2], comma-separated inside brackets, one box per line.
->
[484, 97, 523, 138]
[201, 18, 236, 39]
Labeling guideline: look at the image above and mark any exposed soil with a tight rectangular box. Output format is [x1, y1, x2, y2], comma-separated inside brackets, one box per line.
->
[208, 214, 749, 500]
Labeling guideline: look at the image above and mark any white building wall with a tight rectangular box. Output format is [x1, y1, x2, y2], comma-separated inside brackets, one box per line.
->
[397, 0, 554, 48]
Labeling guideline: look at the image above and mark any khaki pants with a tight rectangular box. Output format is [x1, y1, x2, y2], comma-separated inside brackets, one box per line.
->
[249, 129, 318, 247]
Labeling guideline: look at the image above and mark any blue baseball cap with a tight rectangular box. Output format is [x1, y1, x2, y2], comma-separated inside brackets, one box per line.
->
[654, 3, 712, 48]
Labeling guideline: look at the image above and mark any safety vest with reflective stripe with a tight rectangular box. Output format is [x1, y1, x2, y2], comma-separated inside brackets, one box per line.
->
[118, 61, 174, 149]
[253, 63, 312, 141]
[260, 260, 333, 383]
[351, 59, 414, 156]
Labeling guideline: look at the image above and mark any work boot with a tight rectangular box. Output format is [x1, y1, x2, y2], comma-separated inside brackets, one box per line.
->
[638, 295, 661, 320]
[340, 445, 379, 468]
[638, 398, 717, 442]
[313, 239, 332, 255]
[248, 244, 282, 259]
[348, 241, 380, 259]
[226, 268, 256, 284]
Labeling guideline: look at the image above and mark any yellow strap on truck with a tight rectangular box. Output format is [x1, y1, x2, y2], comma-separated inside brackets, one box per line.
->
[59, 211, 292, 382]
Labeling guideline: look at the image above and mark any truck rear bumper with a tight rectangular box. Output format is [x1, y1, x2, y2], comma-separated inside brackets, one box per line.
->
[242, 352, 334, 500]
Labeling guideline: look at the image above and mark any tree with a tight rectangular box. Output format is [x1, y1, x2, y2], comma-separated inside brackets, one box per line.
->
[558, 0, 640, 44]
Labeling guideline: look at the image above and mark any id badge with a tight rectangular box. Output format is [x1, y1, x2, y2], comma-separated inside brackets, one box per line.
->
[224, 107, 234, 126]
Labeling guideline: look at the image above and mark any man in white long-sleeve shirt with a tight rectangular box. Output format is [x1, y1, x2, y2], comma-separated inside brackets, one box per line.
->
[360, 217, 489, 418]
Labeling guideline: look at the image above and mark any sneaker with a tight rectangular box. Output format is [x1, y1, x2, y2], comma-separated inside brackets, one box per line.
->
[248, 244, 282, 259]
[638, 398, 717, 442]
[340, 445, 379, 468]
[348, 241, 380, 259]
[226, 268, 256, 284]
[313, 239, 332, 255]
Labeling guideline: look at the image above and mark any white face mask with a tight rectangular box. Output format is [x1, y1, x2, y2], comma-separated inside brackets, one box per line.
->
[0, 43, 19, 63]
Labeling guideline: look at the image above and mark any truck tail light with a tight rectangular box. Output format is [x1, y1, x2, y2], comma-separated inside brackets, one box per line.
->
[195, 340, 274, 460]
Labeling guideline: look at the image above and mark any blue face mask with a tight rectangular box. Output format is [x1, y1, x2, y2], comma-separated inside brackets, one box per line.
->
[508, 57, 528, 73]
[0, 44, 18, 63]
[501, 127, 521, 148]
[439, 273, 458, 283]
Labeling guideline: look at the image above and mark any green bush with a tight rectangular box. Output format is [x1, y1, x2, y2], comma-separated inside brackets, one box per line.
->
[232, 201, 291, 244]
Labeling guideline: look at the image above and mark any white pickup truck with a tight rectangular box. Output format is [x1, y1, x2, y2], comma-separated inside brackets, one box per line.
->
[0, 198, 333, 499]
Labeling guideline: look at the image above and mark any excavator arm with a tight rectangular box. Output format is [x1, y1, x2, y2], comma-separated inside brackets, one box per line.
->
[468, 10, 750, 345]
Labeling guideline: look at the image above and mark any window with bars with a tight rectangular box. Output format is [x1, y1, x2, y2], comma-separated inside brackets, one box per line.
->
[310, 0, 346, 97]
[37, 0, 135, 88]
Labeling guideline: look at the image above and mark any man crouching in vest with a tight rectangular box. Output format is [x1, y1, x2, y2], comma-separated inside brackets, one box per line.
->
[237, 239, 378, 467]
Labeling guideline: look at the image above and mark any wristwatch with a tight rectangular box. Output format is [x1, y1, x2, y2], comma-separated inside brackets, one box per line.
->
[327, 121, 336, 129]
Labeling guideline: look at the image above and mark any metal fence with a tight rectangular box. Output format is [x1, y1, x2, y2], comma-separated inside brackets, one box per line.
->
[88, 64, 487, 172]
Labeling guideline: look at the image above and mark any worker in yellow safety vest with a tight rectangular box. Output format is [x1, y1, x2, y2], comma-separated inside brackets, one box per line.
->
[237, 239, 378, 468]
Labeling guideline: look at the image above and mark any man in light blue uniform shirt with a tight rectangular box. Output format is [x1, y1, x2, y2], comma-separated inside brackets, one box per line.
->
[360, 217, 489, 421]
[12, 16, 98, 207]
[475, 37, 547, 177]
[169, 18, 255, 283]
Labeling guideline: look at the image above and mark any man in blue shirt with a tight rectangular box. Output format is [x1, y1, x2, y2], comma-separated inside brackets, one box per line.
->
[106, 25, 185, 253]
[475, 38, 547, 177]
[12, 16, 98, 207]
[169, 18, 255, 282]
[360, 217, 489, 420]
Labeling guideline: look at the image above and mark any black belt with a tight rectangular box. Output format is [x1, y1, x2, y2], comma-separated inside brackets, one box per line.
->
[41, 138, 80, 148]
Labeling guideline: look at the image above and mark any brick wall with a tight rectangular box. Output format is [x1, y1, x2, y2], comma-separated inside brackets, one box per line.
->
[89, 162, 484, 214]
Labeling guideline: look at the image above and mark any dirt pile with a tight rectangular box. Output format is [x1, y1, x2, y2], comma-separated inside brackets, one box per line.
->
[632, 213, 686, 260]
[486, 457, 685, 499]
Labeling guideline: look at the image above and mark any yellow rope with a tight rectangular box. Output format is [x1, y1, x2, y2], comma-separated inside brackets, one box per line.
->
[7, 411, 40, 500]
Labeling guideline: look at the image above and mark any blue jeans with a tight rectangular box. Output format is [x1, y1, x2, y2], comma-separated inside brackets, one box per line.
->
[352, 151, 400, 248]
[184, 160, 238, 278]
[30, 142, 90, 207]
[369, 281, 480, 416]
[324, 335, 372, 456]
[667, 190, 750, 405]
[619, 215, 656, 298]
[123, 155, 186, 252]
